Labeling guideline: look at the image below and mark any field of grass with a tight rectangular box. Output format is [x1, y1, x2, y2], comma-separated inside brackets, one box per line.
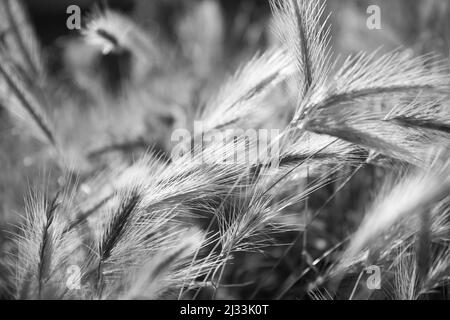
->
[0, 0, 449, 300]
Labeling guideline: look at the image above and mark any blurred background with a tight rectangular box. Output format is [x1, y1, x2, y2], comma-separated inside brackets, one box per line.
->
[23, 0, 449, 52]
[21, 0, 449, 90]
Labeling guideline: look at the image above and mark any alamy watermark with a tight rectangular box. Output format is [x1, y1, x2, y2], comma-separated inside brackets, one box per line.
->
[170, 122, 281, 167]
[66, 5, 81, 30]
[65, 4, 383, 31]
[365, 265, 381, 290]
[366, 5, 382, 30]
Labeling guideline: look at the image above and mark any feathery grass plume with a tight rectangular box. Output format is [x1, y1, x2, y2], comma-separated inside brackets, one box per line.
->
[0, 49, 55, 146]
[171, 137, 305, 294]
[216, 185, 281, 255]
[269, 0, 332, 101]
[326, 196, 449, 299]
[89, 188, 213, 298]
[386, 97, 450, 135]
[73, 139, 254, 235]
[197, 48, 295, 135]
[392, 242, 450, 300]
[420, 246, 450, 295]
[76, 144, 255, 296]
[253, 138, 357, 207]
[414, 199, 450, 296]
[335, 152, 450, 272]
[393, 249, 419, 300]
[278, 132, 365, 174]
[116, 228, 207, 299]
[93, 189, 144, 296]
[71, 157, 161, 226]
[304, 105, 444, 167]
[188, 179, 285, 296]
[0, 0, 44, 78]
[12, 188, 81, 299]
[374, 197, 449, 274]
[83, 9, 158, 81]
[193, 155, 343, 296]
[297, 51, 449, 125]
[270, 0, 449, 168]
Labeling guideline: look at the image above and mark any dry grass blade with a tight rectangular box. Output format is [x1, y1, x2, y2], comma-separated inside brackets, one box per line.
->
[0, 49, 55, 146]
[0, 0, 44, 77]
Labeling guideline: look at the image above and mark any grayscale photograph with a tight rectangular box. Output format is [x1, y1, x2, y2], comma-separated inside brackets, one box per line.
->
[0, 0, 449, 306]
